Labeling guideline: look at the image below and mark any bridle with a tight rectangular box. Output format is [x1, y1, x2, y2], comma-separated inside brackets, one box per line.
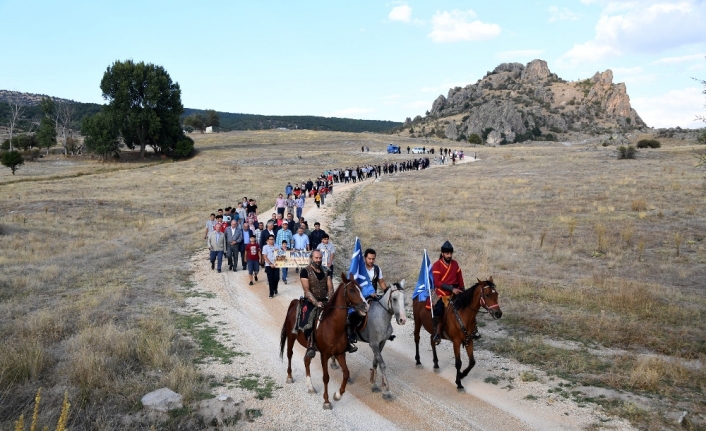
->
[378, 284, 403, 316]
[328, 280, 365, 312]
[478, 283, 500, 315]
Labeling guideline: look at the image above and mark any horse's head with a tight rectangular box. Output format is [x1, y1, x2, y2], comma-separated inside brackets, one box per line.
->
[389, 279, 407, 326]
[478, 277, 502, 319]
[341, 272, 368, 316]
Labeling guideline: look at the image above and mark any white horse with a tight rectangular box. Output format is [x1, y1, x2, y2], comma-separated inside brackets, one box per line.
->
[331, 280, 407, 399]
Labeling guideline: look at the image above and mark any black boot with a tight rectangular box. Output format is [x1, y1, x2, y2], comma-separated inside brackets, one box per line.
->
[432, 316, 442, 345]
[472, 328, 481, 340]
[346, 319, 358, 353]
[306, 335, 316, 358]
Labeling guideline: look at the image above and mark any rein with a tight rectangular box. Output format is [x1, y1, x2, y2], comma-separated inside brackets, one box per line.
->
[376, 286, 400, 315]
[450, 282, 499, 347]
[327, 281, 357, 310]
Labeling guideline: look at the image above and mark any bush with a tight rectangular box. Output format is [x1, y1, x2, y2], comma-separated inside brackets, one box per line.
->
[173, 135, 194, 159]
[618, 145, 637, 159]
[637, 139, 660, 149]
[468, 134, 482, 145]
[1, 150, 25, 175]
[697, 130, 706, 145]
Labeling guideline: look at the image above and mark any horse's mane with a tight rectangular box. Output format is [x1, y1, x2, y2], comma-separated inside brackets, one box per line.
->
[453, 282, 480, 311]
[319, 279, 345, 320]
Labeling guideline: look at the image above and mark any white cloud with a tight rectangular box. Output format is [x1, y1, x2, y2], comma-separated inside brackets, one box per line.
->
[389, 4, 412, 22]
[632, 87, 704, 128]
[548, 6, 579, 22]
[496, 49, 545, 60]
[559, 1, 706, 66]
[654, 53, 706, 64]
[612, 66, 644, 75]
[325, 107, 375, 118]
[428, 10, 501, 43]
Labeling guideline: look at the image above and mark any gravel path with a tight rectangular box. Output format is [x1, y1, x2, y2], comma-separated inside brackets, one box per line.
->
[187, 159, 635, 430]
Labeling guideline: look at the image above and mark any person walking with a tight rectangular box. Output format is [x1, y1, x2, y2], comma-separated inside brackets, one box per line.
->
[262, 235, 279, 297]
[316, 234, 335, 275]
[244, 235, 261, 285]
[275, 194, 287, 217]
[240, 222, 255, 271]
[294, 194, 304, 220]
[309, 222, 326, 251]
[224, 219, 243, 272]
[208, 226, 227, 273]
[314, 191, 321, 208]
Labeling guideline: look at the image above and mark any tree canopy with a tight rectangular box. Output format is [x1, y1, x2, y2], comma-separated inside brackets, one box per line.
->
[81, 111, 122, 160]
[100, 60, 184, 157]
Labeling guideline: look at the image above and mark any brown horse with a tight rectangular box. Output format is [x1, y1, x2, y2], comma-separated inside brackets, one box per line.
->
[280, 272, 368, 409]
[413, 277, 502, 391]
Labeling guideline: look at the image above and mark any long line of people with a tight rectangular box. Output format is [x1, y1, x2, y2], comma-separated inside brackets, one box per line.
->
[203, 156, 433, 295]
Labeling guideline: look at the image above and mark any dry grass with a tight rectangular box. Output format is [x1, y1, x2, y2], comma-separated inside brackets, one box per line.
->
[0, 130, 424, 429]
[338, 139, 706, 428]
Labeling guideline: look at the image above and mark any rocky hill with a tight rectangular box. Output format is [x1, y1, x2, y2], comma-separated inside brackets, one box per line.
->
[399, 59, 646, 144]
[0, 90, 76, 106]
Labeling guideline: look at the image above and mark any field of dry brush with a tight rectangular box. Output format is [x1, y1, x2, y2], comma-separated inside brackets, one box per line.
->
[1, 131, 704, 430]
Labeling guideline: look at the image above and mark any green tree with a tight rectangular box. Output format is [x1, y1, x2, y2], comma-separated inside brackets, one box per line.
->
[1, 151, 24, 175]
[36, 117, 57, 155]
[173, 135, 194, 159]
[81, 112, 122, 161]
[100, 60, 184, 157]
[468, 133, 482, 145]
[184, 114, 206, 133]
[205, 109, 220, 128]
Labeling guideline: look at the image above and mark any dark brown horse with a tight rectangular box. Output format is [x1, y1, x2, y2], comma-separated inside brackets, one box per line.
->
[280, 272, 368, 409]
[413, 277, 502, 391]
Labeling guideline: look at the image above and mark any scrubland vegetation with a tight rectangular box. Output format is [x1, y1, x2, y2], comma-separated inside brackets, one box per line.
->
[1, 130, 704, 429]
[0, 130, 411, 429]
[339, 139, 706, 429]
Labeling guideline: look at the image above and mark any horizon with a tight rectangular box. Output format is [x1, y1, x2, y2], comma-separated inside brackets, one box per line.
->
[1, 1, 704, 128]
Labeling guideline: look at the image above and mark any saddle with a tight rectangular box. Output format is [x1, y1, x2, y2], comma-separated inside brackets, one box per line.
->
[293, 298, 321, 339]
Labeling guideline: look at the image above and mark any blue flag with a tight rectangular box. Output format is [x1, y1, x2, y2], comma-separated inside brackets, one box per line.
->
[413, 250, 434, 301]
[348, 237, 374, 298]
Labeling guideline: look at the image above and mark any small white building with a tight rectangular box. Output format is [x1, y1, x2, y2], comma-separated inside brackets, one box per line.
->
[205, 126, 213, 133]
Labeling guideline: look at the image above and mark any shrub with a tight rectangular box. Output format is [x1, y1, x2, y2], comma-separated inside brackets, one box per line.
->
[173, 135, 195, 159]
[618, 145, 637, 159]
[697, 130, 706, 145]
[637, 139, 661, 149]
[468, 134, 482, 145]
[1, 150, 25, 175]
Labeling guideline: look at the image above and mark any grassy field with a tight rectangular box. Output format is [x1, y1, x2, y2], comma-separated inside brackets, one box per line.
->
[1, 131, 704, 429]
[0, 130, 426, 430]
[338, 138, 706, 429]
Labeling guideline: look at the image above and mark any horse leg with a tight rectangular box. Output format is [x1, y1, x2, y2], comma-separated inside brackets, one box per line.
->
[333, 353, 350, 402]
[414, 317, 422, 366]
[460, 342, 476, 379]
[377, 341, 392, 399]
[330, 356, 339, 370]
[430, 335, 440, 371]
[304, 354, 316, 394]
[453, 340, 464, 391]
[286, 333, 295, 384]
[321, 353, 332, 409]
[370, 343, 380, 392]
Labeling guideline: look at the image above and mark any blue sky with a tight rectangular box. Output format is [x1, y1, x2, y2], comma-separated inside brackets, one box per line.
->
[1, 0, 705, 128]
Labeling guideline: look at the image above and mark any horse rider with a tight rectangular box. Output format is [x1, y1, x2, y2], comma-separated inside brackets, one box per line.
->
[346, 248, 389, 352]
[431, 241, 478, 345]
[300, 250, 334, 358]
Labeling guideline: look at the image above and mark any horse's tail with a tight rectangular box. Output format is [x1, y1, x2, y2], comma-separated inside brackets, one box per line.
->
[279, 320, 287, 361]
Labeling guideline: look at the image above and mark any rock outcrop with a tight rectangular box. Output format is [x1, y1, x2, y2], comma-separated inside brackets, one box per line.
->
[408, 59, 645, 142]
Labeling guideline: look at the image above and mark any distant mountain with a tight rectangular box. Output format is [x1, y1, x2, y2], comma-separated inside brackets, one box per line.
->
[0, 90, 401, 134]
[397, 59, 646, 144]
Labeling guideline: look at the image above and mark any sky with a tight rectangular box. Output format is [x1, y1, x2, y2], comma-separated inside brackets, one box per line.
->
[1, 0, 705, 128]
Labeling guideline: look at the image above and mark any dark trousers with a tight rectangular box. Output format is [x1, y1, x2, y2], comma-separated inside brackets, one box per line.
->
[209, 250, 224, 271]
[227, 244, 240, 268]
[265, 266, 280, 296]
[277, 207, 285, 216]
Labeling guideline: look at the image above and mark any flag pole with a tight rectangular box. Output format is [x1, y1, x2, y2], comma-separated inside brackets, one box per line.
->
[425, 249, 434, 318]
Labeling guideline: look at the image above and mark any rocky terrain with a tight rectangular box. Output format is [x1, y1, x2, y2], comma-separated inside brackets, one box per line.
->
[0, 89, 76, 106]
[400, 59, 646, 144]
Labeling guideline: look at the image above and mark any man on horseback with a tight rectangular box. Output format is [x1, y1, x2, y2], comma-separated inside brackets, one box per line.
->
[300, 250, 334, 358]
[431, 241, 478, 344]
[346, 248, 389, 352]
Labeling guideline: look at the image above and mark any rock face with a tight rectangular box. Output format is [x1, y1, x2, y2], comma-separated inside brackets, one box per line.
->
[141, 388, 183, 412]
[521, 59, 551, 82]
[413, 59, 645, 142]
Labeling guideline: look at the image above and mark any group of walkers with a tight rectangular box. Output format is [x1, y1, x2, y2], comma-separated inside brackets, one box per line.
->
[203, 155, 438, 308]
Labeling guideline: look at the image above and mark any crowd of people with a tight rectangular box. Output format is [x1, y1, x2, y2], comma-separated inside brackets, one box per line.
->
[203, 155, 437, 297]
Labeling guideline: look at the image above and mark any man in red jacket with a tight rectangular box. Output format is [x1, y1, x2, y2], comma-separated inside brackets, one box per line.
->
[431, 240, 475, 345]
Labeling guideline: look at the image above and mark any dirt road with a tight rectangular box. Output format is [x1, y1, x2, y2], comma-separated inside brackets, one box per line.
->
[188, 160, 633, 430]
